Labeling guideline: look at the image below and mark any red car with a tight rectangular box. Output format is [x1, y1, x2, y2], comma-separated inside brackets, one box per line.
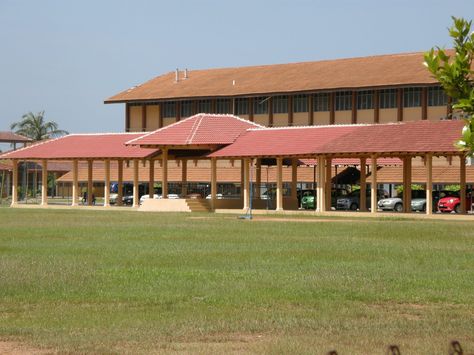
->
[437, 191, 473, 213]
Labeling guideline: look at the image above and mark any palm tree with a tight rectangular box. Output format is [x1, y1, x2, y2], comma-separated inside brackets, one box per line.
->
[10, 111, 68, 141]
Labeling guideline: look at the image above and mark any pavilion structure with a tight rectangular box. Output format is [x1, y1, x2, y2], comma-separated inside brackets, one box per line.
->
[0, 114, 469, 215]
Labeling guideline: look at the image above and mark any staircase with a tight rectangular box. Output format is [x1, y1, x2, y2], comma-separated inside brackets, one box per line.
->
[185, 199, 212, 212]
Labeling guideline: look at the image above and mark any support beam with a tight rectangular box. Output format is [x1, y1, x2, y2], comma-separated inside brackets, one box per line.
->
[211, 157, 217, 210]
[308, 93, 314, 125]
[374, 90, 380, 123]
[141, 104, 147, 131]
[460, 154, 467, 214]
[255, 159, 261, 199]
[421, 87, 428, 120]
[370, 155, 377, 214]
[268, 97, 274, 127]
[41, 160, 48, 206]
[133, 159, 139, 208]
[104, 159, 110, 207]
[329, 92, 335, 125]
[325, 157, 332, 210]
[181, 159, 188, 197]
[162, 148, 168, 198]
[11, 160, 18, 206]
[72, 160, 78, 206]
[243, 158, 250, 210]
[403, 156, 412, 213]
[288, 95, 294, 126]
[351, 91, 357, 124]
[359, 157, 367, 211]
[125, 103, 130, 132]
[425, 154, 432, 215]
[117, 159, 123, 206]
[317, 156, 326, 211]
[276, 157, 283, 211]
[148, 159, 155, 199]
[397, 88, 403, 122]
[291, 158, 298, 204]
[87, 160, 93, 206]
[248, 97, 254, 122]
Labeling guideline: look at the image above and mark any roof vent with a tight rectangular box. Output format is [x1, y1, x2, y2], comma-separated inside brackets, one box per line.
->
[175, 68, 179, 82]
[184, 68, 188, 79]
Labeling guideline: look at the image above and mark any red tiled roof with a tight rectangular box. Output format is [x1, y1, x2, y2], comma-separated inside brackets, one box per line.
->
[0, 131, 32, 143]
[105, 51, 452, 103]
[127, 114, 263, 146]
[0, 133, 159, 160]
[209, 120, 465, 158]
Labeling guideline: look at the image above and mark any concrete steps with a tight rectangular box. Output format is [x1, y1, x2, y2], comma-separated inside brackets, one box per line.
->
[185, 199, 212, 212]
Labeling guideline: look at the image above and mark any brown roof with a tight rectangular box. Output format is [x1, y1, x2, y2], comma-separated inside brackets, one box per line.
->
[105, 51, 448, 103]
[0, 131, 32, 143]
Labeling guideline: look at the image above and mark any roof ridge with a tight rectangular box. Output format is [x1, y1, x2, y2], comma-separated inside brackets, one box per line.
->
[0, 135, 68, 159]
[186, 114, 205, 144]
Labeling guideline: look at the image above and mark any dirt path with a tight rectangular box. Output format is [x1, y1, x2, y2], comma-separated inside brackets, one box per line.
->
[0, 341, 50, 355]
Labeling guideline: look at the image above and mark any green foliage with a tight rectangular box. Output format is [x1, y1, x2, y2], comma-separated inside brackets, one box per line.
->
[395, 184, 424, 194]
[424, 17, 474, 155]
[10, 111, 68, 141]
[444, 184, 461, 192]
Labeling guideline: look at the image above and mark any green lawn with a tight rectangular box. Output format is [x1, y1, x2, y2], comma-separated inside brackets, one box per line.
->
[0, 208, 473, 354]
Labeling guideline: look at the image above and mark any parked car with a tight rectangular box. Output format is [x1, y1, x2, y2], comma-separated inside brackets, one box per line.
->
[410, 190, 458, 212]
[437, 190, 473, 213]
[300, 190, 316, 209]
[336, 189, 386, 211]
[205, 193, 223, 199]
[378, 190, 426, 212]
[139, 194, 160, 204]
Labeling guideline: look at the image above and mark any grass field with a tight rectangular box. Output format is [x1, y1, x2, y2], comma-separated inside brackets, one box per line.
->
[0, 208, 473, 354]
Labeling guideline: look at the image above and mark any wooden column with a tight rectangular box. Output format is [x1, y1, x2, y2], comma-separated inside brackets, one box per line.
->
[72, 160, 78, 206]
[181, 159, 188, 197]
[288, 95, 294, 126]
[125, 103, 130, 132]
[243, 158, 250, 210]
[132, 159, 139, 207]
[104, 159, 110, 207]
[11, 160, 18, 206]
[268, 97, 273, 127]
[370, 155, 377, 214]
[425, 154, 432, 215]
[176, 102, 181, 121]
[87, 160, 93, 206]
[255, 158, 261, 199]
[276, 157, 283, 211]
[397, 88, 403, 122]
[329, 93, 335, 125]
[317, 156, 326, 211]
[460, 154, 467, 213]
[240, 159, 245, 199]
[211, 158, 217, 210]
[158, 103, 163, 128]
[421, 87, 428, 120]
[141, 104, 147, 131]
[403, 156, 412, 213]
[359, 157, 367, 211]
[117, 160, 123, 206]
[249, 97, 254, 122]
[291, 158, 298, 203]
[374, 90, 380, 123]
[308, 94, 314, 125]
[148, 159, 155, 199]
[325, 157, 332, 210]
[162, 148, 168, 198]
[351, 91, 357, 124]
[41, 160, 48, 206]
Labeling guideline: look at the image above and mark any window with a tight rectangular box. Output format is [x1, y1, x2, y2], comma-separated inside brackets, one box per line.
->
[235, 98, 249, 115]
[197, 99, 212, 113]
[162, 101, 176, 118]
[357, 90, 374, 110]
[335, 91, 352, 111]
[403, 87, 421, 107]
[428, 86, 448, 106]
[216, 98, 231, 114]
[254, 96, 269, 114]
[313, 93, 329, 112]
[379, 89, 397, 109]
[180, 100, 193, 118]
[273, 95, 288, 114]
[293, 94, 308, 113]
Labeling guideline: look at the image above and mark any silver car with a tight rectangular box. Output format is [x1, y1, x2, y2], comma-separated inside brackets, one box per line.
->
[377, 197, 403, 212]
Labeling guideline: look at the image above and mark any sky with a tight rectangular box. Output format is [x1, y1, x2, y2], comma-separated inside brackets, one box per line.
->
[0, 0, 473, 138]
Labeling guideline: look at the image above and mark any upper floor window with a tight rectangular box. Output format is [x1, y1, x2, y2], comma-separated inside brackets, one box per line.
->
[428, 86, 448, 106]
[335, 91, 352, 111]
[293, 94, 308, 113]
[357, 90, 374, 110]
[313, 93, 329, 112]
[379, 89, 397, 109]
[254, 96, 269, 114]
[216, 98, 231, 114]
[198, 99, 212, 113]
[403, 87, 421, 107]
[180, 100, 193, 118]
[273, 95, 289, 114]
[235, 98, 249, 115]
[162, 101, 176, 118]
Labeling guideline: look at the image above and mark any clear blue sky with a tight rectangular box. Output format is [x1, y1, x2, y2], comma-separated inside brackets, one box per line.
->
[0, 0, 473, 134]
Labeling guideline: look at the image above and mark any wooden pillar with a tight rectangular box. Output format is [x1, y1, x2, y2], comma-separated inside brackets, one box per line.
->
[72, 160, 78, 206]
[158, 103, 163, 128]
[317, 156, 326, 211]
[421, 87, 428, 120]
[403, 156, 412, 213]
[351, 91, 357, 124]
[181, 159, 187, 197]
[291, 158, 298, 202]
[268, 97, 273, 127]
[211, 158, 217, 210]
[276, 157, 283, 211]
[162, 148, 168, 198]
[176, 102, 181, 121]
[360, 157, 367, 211]
[148, 159, 155, 199]
[141, 104, 147, 131]
[288, 95, 294, 126]
[117, 160, 123, 206]
[425, 154, 432, 215]
[308, 94, 314, 125]
[125, 103, 130, 132]
[374, 90, 380, 123]
[460, 154, 467, 213]
[11, 160, 18, 206]
[243, 158, 250, 210]
[132, 159, 139, 207]
[325, 157, 332, 210]
[397, 88, 403, 122]
[41, 160, 48, 206]
[248, 97, 254, 122]
[104, 159, 110, 207]
[329, 92, 335, 125]
[87, 160, 93, 206]
[255, 158, 261, 199]
[370, 155, 377, 213]
[240, 159, 245, 199]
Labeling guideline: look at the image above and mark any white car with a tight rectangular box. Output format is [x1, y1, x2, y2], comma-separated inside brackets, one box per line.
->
[140, 194, 161, 204]
[205, 193, 223, 199]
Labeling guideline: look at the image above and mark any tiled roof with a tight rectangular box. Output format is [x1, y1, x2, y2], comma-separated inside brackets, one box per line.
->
[209, 120, 465, 158]
[0, 131, 32, 143]
[127, 114, 263, 146]
[105, 51, 450, 103]
[0, 133, 159, 160]
[299, 158, 402, 166]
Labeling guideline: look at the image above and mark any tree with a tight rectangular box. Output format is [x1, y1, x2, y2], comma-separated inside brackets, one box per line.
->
[424, 17, 474, 155]
[10, 111, 68, 141]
